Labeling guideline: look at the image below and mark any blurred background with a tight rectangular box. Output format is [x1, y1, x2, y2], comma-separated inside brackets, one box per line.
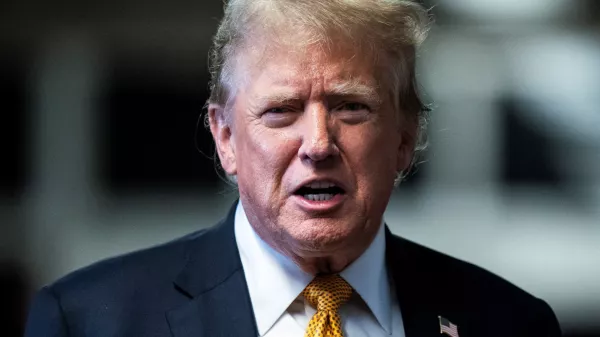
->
[1, 0, 599, 336]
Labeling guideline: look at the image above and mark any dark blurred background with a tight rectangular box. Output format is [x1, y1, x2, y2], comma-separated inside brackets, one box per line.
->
[1, 0, 599, 336]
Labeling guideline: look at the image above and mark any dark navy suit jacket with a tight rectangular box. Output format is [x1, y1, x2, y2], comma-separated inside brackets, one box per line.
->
[25, 202, 561, 337]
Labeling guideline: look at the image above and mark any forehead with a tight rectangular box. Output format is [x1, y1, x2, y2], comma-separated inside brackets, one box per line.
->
[237, 43, 383, 96]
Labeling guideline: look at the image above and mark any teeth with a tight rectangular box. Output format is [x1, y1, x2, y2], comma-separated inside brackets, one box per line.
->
[305, 181, 336, 189]
[305, 194, 334, 201]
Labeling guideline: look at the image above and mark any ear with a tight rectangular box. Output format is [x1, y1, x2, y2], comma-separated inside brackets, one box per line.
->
[208, 104, 237, 176]
[396, 119, 418, 172]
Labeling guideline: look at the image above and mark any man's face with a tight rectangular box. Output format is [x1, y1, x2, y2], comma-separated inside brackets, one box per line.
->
[211, 45, 414, 260]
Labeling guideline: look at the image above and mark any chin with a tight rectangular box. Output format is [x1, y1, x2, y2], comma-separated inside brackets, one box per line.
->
[285, 218, 355, 253]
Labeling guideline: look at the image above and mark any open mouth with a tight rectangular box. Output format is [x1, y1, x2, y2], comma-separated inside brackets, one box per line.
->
[293, 181, 346, 201]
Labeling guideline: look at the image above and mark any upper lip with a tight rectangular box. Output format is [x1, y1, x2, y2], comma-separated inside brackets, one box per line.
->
[292, 177, 349, 194]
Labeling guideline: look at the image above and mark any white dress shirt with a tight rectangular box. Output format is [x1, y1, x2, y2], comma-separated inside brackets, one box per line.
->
[234, 202, 406, 337]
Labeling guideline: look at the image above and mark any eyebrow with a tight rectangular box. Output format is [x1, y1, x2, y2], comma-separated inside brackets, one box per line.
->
[254, 91, 302, 106]
[328, 80, 382, 105]
[251, 80, 382, 109]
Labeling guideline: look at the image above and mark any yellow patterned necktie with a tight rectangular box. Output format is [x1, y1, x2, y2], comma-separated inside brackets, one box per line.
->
[302, 274, 353, 337]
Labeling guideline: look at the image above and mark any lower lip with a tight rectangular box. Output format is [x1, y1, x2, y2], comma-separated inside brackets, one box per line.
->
[291, 193, 347, 212]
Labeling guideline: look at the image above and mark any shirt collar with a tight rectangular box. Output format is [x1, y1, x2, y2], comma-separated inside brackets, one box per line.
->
[235, 202, 313, 336]
[234, 202, 392, 336]
[340, 218, 392, 334]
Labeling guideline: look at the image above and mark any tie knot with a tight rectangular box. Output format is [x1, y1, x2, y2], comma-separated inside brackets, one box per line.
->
[302, 274, 353, 312]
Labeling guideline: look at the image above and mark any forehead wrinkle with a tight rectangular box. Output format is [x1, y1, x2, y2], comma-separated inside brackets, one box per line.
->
[244, 46, 384, 109]
[245, 65, 310, 112]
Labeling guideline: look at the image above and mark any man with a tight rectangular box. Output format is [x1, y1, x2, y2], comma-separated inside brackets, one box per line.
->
[25, 0, 562, 336]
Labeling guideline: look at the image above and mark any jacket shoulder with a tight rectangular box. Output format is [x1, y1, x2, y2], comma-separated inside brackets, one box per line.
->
[390, 233, 536, 301]
[27, 203, 239, 336]
[388, 234, 561, 336]
[47, 227, 210, 310]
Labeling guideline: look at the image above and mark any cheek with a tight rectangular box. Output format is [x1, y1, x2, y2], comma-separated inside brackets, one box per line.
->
[236, 127, 299, 191]
[340, 126, 399, 188]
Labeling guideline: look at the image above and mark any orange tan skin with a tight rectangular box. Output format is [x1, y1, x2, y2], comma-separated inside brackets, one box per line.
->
[209, 45, 416, 275]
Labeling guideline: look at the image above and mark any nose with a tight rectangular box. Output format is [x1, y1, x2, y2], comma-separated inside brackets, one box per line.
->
[298, 104, 338, 163]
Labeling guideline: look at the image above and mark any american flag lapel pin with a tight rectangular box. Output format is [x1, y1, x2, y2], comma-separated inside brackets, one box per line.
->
[438, 316, 459, 337]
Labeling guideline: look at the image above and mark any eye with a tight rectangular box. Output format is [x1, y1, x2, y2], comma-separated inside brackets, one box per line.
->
[334, 102, 370, 112]
[333, 102, 371, 124]
[264, 106, 293, 114]
[261, 106, 298, 128]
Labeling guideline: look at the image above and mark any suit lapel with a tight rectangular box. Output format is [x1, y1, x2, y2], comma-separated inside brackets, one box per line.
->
[167, 271, 256, 337]
[166, 208, 462, 337]
[167, 201, 258, 337]
[385, 227, 445, 337]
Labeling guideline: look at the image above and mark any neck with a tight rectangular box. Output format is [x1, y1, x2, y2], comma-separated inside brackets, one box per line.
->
[290, 253, 359, 275]
[267, 225, 379, 275]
